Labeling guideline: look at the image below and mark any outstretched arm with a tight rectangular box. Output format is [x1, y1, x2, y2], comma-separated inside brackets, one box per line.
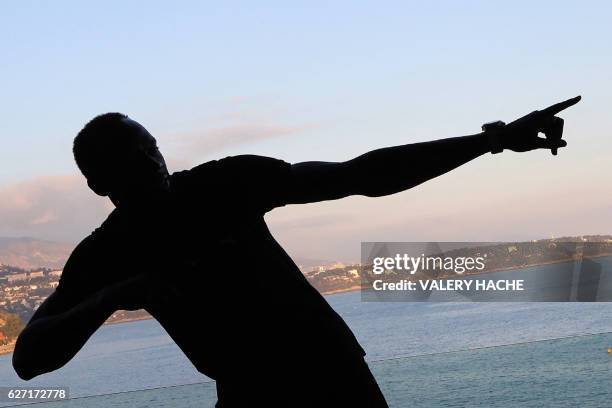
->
[289, 132, 490, 202]
[286, 96, 580, 204]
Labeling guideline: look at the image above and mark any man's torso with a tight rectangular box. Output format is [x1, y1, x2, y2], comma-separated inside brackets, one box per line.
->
[59, 156, 366, 383]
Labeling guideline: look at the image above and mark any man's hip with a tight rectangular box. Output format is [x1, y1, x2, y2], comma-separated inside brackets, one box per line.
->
[215, 355, 388, 408]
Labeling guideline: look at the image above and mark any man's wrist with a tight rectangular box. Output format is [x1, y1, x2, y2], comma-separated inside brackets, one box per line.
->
[482, 120, 507, 154]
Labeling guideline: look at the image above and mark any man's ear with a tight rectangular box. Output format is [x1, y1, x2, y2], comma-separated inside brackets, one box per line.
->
[87, 178, 110, 197]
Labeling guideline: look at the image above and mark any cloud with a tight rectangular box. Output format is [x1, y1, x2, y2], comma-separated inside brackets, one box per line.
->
[2, 171, 609, 265]
[171, 121, 313, 160]
[0, 116, 314, 243]
[0, 175, 112, 243]
[30, 210, 59, 226]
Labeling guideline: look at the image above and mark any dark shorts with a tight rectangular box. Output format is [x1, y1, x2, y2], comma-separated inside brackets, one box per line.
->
[215, 355, 389, 408]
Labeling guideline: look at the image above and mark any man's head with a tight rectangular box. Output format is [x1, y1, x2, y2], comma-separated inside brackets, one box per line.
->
[74, 113, 170, 205]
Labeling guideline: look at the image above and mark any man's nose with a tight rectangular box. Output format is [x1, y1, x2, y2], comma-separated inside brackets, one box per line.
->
[150, 156, 165, 169]
[143, 151, 165, 170]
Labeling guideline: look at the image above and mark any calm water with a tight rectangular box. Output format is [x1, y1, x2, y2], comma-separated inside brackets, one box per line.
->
[1, 261, 612, 407]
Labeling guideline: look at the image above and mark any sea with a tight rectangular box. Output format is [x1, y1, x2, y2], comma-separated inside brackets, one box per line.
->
[0, 258, 611, 407]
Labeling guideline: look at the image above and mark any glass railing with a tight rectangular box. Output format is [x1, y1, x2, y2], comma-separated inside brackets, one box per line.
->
[371, 331, 612, 408]
[4, 332, 611, 408]
[1, 381, 218, 408]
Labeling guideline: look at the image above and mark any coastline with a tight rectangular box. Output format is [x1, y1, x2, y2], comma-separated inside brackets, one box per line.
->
[461, 252, 612, 278]
[2, 253, 610, 356]
[321, 285, 362, 295]
[0, 316, 155, 356]
[0, 341, 15, 357]
[0, 287, 360, 356]
[327, 252, 612, 296]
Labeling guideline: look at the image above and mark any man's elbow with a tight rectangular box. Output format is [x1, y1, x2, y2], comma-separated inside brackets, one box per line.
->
[12, 336, 45, 380]
[12, 353, 37, 381]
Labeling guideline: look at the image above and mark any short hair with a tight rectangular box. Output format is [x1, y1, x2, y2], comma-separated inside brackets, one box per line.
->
[73, 112, 129, 177]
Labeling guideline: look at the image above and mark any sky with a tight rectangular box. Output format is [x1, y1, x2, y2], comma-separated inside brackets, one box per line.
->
[1, 1, 611, 263]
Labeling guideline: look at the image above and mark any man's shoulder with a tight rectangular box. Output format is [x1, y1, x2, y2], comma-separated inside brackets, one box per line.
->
[57, 209, 129, 293]
[171, 155, 290, 185]
[75, 209, 119, 244]
[91, 208, 126, 239]
[169, 159, 219, 189]
[169, 155, 292, 213]
[59, 211, 121, 274]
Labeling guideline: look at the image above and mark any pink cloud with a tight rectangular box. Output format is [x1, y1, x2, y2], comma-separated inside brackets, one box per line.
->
[0, 175, 112, 243]
[171, 121, 314, 160]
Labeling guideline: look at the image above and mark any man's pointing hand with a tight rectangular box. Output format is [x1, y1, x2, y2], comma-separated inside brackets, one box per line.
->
[502, 95, 581, 154]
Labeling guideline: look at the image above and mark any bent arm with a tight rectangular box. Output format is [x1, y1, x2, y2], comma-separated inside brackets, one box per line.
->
[12, 288, 115, 380]
[288, 132, 490, 204]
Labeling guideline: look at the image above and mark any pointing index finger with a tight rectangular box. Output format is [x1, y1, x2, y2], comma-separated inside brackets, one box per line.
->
[541, 95, 582, 116]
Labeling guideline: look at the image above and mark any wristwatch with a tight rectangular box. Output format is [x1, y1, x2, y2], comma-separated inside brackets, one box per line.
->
[482, 120, 506, 154]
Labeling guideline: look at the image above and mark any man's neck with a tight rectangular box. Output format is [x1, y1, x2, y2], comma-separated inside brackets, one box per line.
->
[110, 187, 170, 210]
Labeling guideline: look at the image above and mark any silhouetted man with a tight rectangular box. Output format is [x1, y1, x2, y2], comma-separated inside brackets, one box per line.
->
[13, 96, 580, 407]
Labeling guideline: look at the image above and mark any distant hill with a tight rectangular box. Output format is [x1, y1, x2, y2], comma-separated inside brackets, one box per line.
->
[0, 237, 73, 270]
[293, 257, 334, 271]
[0, 240, 335, 271]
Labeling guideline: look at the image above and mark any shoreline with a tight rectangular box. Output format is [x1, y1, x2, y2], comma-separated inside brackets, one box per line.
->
[2, 253, 610, 356]
[459, 252, 612, 278]
[325, 252, 612, 296]
[0, 341, 15, 357]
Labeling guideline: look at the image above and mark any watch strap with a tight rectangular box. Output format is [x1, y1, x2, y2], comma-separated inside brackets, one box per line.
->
[482, 120, 506, 154]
